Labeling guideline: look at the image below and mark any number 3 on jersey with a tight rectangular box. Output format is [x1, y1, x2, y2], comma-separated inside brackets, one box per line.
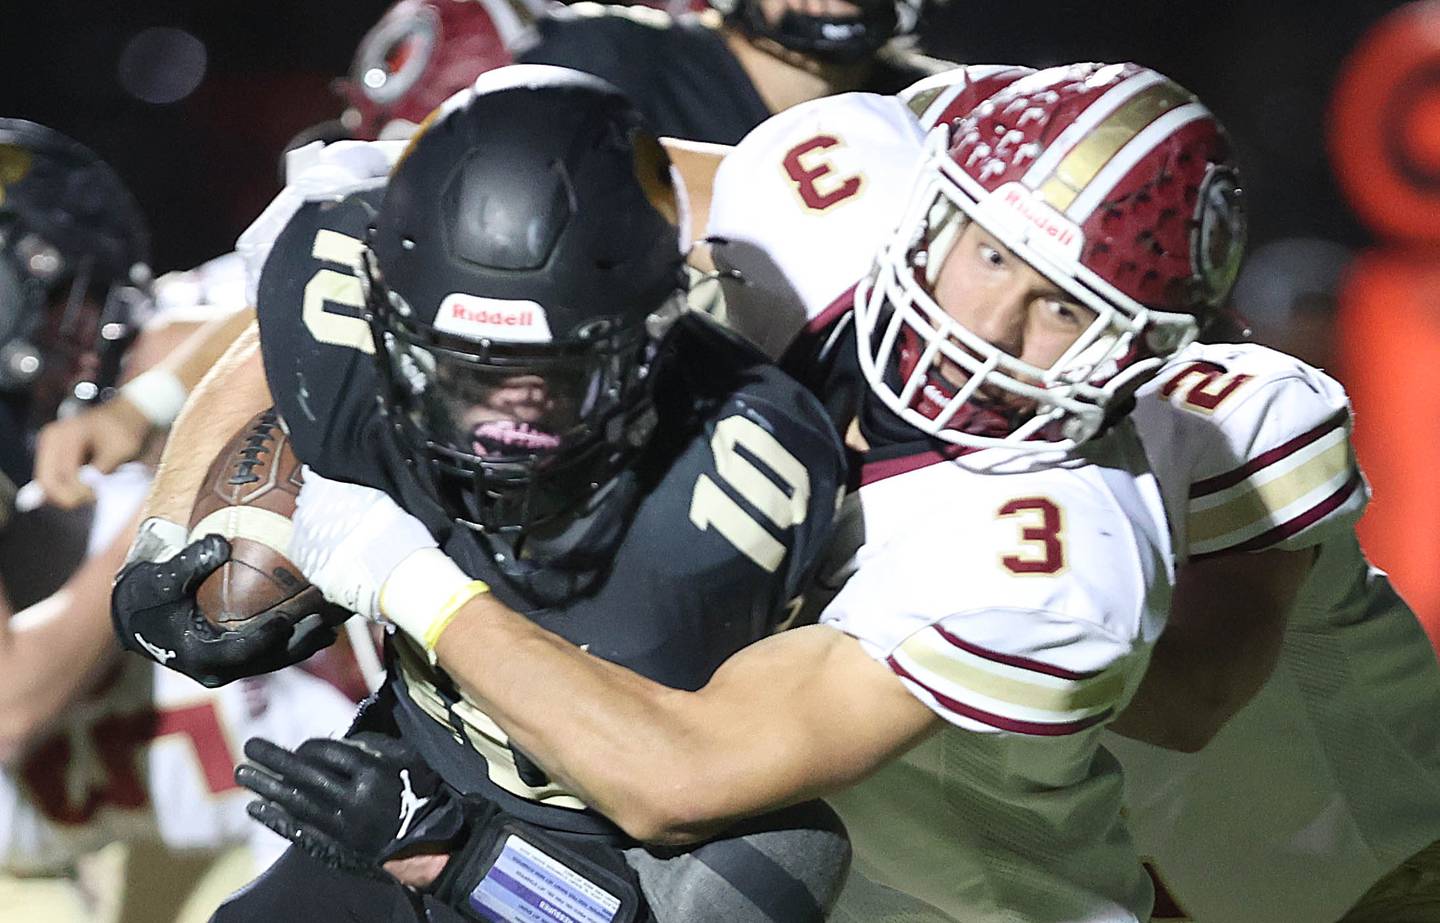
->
[998, 498, 1065, 575]
[690, 415, 810, 572]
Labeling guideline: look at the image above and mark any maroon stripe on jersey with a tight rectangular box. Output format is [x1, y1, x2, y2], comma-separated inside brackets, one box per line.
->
[803, 283, 860, 337]
[1189, 409, 1349, 499]
[931, 623, 1105, 680]
[888, 658, 1113, 736]
[1191, 471, 1363, 561]
[859, 449, 953, 485]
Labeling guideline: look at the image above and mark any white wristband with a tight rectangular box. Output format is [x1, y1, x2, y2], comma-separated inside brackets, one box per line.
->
[118, 369, 189, 428]
[126, 516, 189, 566]
[379, 546, 489, 657]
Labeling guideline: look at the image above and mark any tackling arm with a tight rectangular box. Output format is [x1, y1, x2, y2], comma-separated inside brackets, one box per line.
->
[1107, 545, 1315, 752]
[435, 611, 938, 844]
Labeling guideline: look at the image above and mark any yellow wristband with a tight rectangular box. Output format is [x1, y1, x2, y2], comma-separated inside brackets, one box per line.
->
[380, 547, 489, 660]
[422, 579, 491, 654]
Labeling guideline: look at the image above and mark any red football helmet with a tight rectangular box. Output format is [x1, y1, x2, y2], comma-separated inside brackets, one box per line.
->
[340, 0, 545, 141]
[859, 62, 1246, 450]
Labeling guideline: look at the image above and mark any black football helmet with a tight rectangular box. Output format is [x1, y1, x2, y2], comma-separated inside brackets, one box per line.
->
[711, 0, 921, 63]
[363, 65, 687, 534]
[0, 119, 151, 424]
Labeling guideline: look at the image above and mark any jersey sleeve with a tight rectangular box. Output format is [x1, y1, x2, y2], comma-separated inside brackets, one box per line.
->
[236, 139, 403, 305]
[829, 552, 1140, 734]
[254, 187, 394, 494]
[1134, 343, 1368, 559]
[885, 609, 1134, 736]
[824, 543, 1137, 736]
[819, 471, 1154, 738]
[706, 92, 927, 359]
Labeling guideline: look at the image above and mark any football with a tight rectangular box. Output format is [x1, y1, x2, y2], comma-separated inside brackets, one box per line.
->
[188, 407, 343, 629]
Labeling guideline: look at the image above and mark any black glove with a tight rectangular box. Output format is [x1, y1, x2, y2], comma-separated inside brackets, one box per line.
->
[112, 534, 339, 688]
[236, 731, 466, 877]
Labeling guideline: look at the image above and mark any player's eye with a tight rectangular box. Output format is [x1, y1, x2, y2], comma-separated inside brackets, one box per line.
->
[977, 244, 1006, 269]
[1041, 298, 1094, 329]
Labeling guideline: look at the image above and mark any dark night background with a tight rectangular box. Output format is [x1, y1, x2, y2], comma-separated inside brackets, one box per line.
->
[8, 0, 1440, 627]
[0, 0, 1414, 275]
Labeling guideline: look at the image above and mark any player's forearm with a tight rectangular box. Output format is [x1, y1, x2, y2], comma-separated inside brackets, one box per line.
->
[153, 306, 256, 393]
[1110, 547, 1314, 751]
[0, 512, 137, 763]
[433, 605, 931, 843]
[433, 598, 732, 843]
[140, 322, 271, 524]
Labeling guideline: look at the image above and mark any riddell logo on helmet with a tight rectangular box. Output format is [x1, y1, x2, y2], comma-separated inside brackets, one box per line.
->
[434, 293, 553, 343]
[988, 183, 1084, 261]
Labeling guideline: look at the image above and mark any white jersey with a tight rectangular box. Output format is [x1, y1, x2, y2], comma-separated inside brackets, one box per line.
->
[0, 469, 360, 874]
[0, 656, 355, 874]
[149, 251, 248, 325]
[821, 433, 1173, 922]
[711, 87, 1177, 921]
[1102, 342, 1440, 923]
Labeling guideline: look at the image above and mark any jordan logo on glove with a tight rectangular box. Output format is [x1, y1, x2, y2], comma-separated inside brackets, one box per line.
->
[396, 768, 430, 839]
[133, 632, 177, 665]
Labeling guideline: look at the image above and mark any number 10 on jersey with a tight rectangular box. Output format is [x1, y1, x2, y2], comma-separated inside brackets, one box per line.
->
[689, 416, 811, 573]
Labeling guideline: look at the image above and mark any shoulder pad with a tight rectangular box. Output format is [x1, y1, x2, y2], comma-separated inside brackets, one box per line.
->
[709, 93, 924, 355]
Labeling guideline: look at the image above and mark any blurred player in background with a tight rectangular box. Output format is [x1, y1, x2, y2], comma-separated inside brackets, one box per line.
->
[0, 121, 362, 923]
[705, 63, 1440, 922]
[519, 0, 950, 144]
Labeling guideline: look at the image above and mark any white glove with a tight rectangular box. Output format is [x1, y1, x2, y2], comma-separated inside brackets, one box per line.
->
[291, 468, 487, 655]
[236, 139, 407, 305]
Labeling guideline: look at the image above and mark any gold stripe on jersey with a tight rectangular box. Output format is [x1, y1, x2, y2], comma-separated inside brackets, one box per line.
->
[1035, 81, 1194, 212]
[1187, 429, 1352, 548]
[897, 627, 1126, 718]
[395, 637, 588, 810]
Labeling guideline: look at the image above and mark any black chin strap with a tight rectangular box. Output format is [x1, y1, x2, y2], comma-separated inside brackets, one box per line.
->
[737, 0, 899, 64]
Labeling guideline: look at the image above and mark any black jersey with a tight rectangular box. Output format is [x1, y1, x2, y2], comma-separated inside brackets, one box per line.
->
[517, 4, 951, 145]
[256, 189, 845, 831]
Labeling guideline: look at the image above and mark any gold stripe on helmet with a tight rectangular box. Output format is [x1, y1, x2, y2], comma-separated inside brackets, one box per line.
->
[1035, 81, 1193, 212]
[0, 145, 33, 207]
